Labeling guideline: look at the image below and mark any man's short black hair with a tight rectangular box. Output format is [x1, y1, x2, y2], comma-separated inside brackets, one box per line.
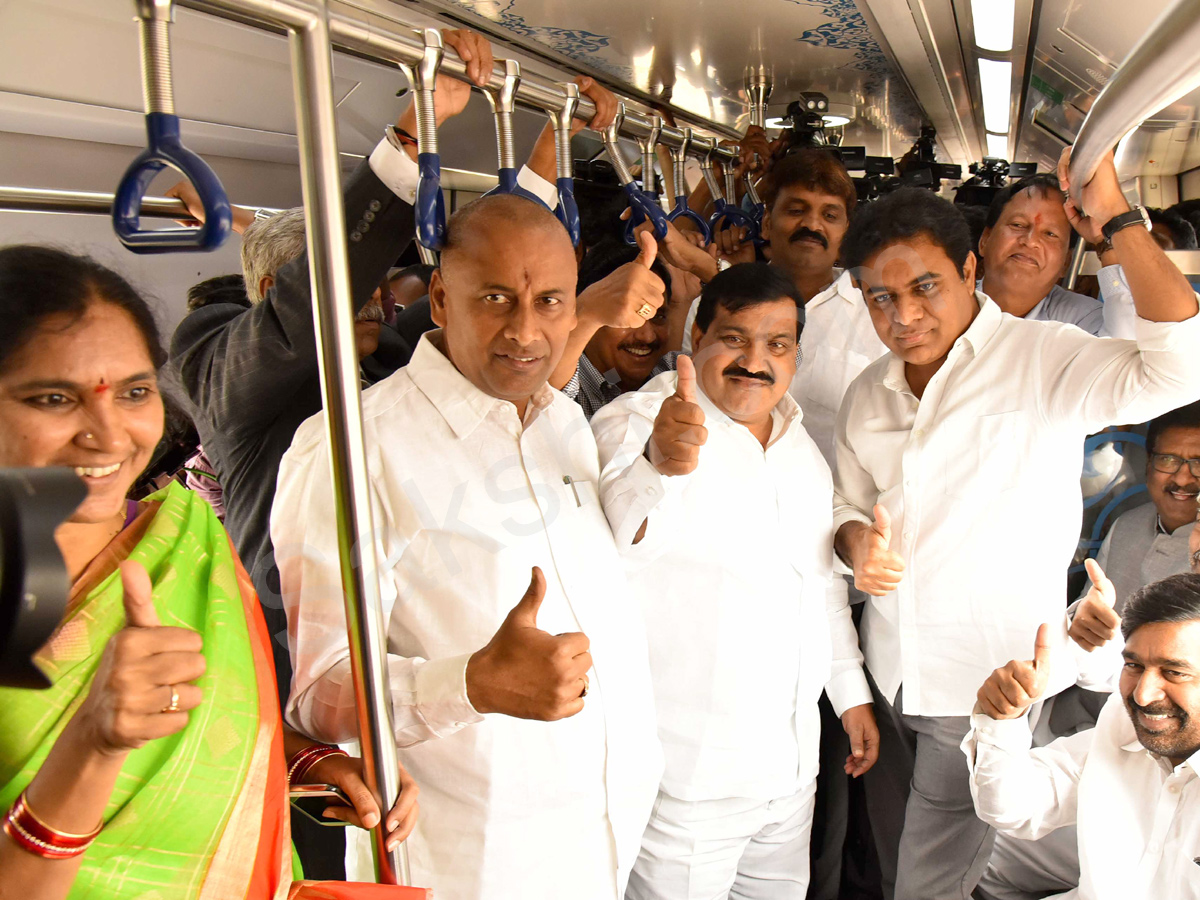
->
[391, 263, 436, 286]
[1148, 208, 1199, 250]
[984, 174, 1063, 229]
[840, 188, 973, 277]
[694, 262, 805, 336]
[1121, 573, 1200, 640]
[1146, 400, 1200, 455]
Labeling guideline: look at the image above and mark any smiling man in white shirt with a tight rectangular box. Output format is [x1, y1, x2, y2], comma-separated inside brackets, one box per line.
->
[591, 263, 876, 898]
[831, 145, 1200, 900]
[272, 195, 662, 900]
[964, 573, 1200, 899]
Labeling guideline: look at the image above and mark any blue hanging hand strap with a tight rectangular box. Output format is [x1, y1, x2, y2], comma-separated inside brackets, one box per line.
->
[114, 1, 229, 253]
[622, 183, 668, 245]
[708, 198, 759, 243]
[416, 151, 447, 252]
[484, 167, 552, 207]
[668, 194, 711, 244]
[554, 176, 581, 246]
[113, 112, 231, 253]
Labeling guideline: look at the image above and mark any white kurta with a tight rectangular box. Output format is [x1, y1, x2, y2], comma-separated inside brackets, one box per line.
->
[832, 294, 1200, 716]
[964, 693, 1200, 899]
[272, 333, 662, 900]
[592, 372, 871, 802]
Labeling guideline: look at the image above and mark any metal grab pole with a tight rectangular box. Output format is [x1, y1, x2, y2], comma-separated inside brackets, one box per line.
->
[287, 1, 409, 884]
[177, 0, 409, 883]
[1064, 236, 1088, 292]
[0, 185, 286, 219]
[1067, 0, 1200, 209]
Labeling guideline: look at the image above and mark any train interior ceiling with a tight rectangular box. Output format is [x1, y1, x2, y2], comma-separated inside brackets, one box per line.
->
[2, 0, 1199, 333]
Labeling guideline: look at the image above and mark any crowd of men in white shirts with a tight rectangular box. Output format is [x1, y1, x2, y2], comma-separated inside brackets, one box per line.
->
[165, 27, 1200, 900]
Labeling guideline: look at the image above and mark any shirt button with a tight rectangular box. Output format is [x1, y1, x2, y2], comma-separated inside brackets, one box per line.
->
[913, 428, 925, 439]
[349, 230, 362, 242]
[359, 221, 370, 234]
[1147, 841, 1161, 854]
[368, 199, 382, 212]
[1169, 785, 1180, 794]
[904, 531, 914, 541]
[644, 486, 656, 495]
[363, 210, 376, 223]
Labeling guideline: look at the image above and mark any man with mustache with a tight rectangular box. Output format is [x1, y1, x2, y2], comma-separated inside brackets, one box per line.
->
[832, 144, 1200, 900]
[665, 149, 888, 467]
[977, 399, 1200, 899]
[591, 263, 875, 898]
[559, 240, 682, 420]
[964, 572, 1200, 899]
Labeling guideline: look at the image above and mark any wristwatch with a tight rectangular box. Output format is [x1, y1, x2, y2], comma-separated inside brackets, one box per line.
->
[1100, 205, 1151, 244]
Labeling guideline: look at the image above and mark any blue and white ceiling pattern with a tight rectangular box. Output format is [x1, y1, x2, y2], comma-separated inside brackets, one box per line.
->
[437, 0, 926, 154]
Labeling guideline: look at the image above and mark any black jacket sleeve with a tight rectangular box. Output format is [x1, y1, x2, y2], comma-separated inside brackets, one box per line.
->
[167, 159, 415, 438]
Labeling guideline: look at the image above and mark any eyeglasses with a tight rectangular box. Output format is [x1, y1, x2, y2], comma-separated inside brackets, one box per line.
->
[1150, 453, 1200, 477]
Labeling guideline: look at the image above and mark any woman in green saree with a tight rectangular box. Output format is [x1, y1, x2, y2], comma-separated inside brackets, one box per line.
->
[0, 246, 422, 899]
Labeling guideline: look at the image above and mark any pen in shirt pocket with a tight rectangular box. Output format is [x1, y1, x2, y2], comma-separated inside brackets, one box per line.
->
[563, 475, 582, 507]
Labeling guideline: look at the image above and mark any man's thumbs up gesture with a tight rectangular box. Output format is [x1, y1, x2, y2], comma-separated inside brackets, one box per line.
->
[841, 504, 906, 596]
[1068, 557, 1121, 652]
[649, 355, 708, 477]
[977, 624, 1053, 720]
[467, 567, 594, 721]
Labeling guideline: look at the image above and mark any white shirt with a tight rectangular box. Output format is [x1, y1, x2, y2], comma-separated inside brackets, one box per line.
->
[788, 269, 889, 469]
[591, 372, 871, 801]
[832, 293, 1200, 716]
[964, 693, 1200, 899]
[272, 334, 662, 900]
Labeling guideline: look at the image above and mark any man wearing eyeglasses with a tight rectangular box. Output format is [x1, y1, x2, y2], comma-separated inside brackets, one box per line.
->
[978, 399, 1200, 900]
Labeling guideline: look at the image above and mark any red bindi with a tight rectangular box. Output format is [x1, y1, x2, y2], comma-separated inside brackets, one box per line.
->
[93, 382, 109, 394]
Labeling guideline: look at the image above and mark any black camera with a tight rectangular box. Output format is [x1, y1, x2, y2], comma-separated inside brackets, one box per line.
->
[0, 468, 86, 688]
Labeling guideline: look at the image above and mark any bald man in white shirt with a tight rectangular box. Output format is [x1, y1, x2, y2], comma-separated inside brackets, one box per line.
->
[272, 197, 664, 900]
[592, 263, 876, 899]
[832, 145, 1200, 900]
[964, 573, 1200, 900]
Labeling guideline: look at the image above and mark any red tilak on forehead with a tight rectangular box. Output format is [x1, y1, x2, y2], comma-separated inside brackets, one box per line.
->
[94, 381, 109, 394]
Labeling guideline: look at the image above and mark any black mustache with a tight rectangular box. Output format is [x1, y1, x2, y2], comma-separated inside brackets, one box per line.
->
[1165, 482, 1200, 496]
[789, 227, 827, 248]
[723, 365, 774, 384]
[1128, 697, 1186, 719]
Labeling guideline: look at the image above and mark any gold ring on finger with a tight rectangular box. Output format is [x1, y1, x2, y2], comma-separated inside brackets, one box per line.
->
[636, 302, 655, 320]
[161, 684, 181, 714]
[580, 676, 589, 699]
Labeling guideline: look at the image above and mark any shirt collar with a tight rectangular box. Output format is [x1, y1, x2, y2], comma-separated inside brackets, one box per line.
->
[805, 268, 854, 310]
[407, 331, 554, 439]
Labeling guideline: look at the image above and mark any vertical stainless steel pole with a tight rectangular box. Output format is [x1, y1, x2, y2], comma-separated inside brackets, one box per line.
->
[286, 0, 408, 884]
[1064, 237, 1087, 292]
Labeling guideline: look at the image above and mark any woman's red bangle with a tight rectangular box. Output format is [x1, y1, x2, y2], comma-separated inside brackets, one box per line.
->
[287, 745, 348, 786]
[2, 790, 101, 859]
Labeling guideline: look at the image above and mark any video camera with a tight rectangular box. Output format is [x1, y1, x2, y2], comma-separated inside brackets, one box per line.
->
[955, 158, 1040, 206]
[0, 468, 86, 689]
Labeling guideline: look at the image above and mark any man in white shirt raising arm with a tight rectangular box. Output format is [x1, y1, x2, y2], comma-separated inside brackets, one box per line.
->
[271, 199, 663, 899]
[964, 573, 1200, 899]
[832, 144, 1200, 900]
[591, 263, 876, 898]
